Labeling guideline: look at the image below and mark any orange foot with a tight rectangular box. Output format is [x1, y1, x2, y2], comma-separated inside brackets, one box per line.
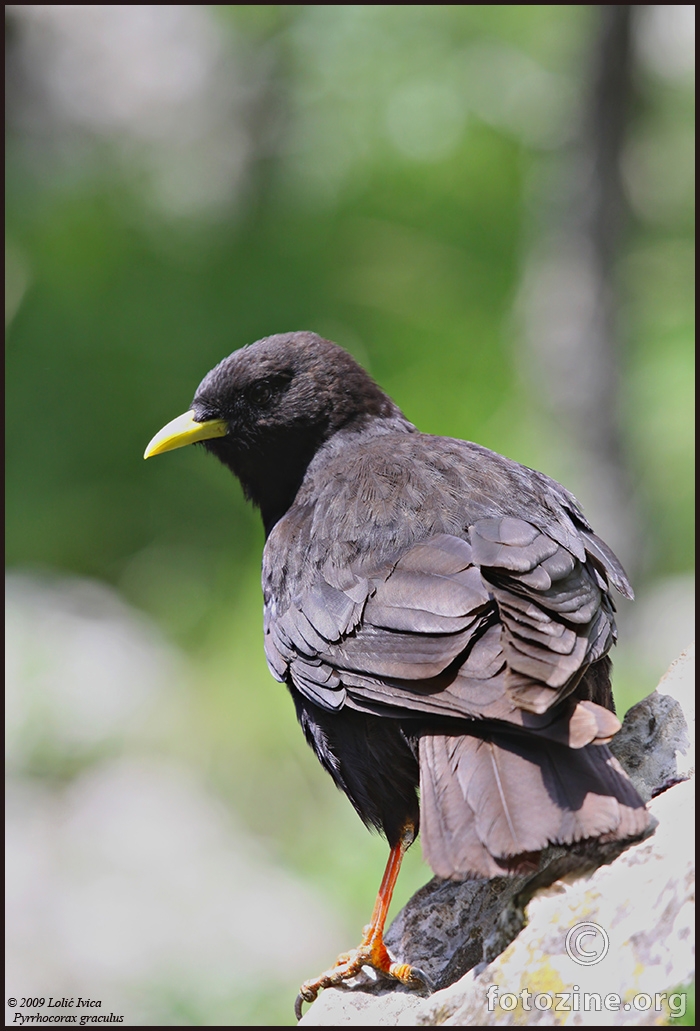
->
[294, 826, 432, 1020]
[294, 932, 430, 1020]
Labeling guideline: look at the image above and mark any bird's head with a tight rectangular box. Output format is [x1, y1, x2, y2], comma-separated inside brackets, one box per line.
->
[144, 331, 405, 531]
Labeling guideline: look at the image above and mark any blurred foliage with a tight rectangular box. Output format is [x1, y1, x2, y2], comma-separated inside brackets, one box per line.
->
[668, 981, 695, 1026]
[6, 5, 694, 595]
[5, 5, 694, 1026]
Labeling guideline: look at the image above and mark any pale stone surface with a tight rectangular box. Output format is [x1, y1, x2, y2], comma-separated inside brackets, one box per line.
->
[417, 776, 694, 1026]
[298, 985, 426, 1027]
[298, 647, 695, 1027]
[610, 642, 694, 800]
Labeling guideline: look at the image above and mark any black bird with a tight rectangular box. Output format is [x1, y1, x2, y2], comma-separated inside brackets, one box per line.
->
[145, 331, 649, 1015]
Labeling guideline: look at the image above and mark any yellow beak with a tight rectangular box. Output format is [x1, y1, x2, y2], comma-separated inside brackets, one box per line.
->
[144, 410, 228, 459]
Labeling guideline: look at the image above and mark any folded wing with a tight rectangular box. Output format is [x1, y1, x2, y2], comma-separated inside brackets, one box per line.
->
[263, 517, 647, 873]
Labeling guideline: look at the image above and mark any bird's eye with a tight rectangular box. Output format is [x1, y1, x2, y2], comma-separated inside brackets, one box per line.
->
[247, 381, 273, 406]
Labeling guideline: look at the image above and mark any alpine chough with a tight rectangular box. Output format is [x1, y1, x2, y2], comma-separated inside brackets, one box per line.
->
[145, 331, 649, 1016]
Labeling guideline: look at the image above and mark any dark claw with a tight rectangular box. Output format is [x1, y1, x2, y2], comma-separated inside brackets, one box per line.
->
[406, 966, 433, 993]
[295, 982, 322, 1021]
[294, 992, 304, 1022]
[380, 962, 434, 994]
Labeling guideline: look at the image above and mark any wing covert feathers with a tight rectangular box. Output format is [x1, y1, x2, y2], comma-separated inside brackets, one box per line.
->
[262, 474, 648, 876]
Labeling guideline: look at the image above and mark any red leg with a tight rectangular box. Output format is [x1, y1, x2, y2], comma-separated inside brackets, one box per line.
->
[295, 824, 430, 1020]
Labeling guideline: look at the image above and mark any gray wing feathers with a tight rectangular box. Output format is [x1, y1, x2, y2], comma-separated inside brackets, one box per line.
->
[266, 521, 624, 720]
[470, 517, 619, 713]
[289, 659, 345, 710]
[264, 492, 646, 875]
[579, 529, 634, 600]
[297, 579, 363, 640]
[265, 533, 493, 701]
[363, 535, 488, 631]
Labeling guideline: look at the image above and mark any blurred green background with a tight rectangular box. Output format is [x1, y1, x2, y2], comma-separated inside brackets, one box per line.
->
[5, 5, 694, 1026]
